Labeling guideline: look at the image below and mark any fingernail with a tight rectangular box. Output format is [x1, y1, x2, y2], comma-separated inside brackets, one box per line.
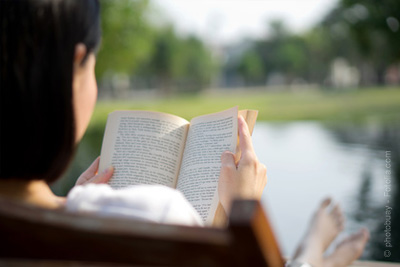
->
[103, 166, 113, 174]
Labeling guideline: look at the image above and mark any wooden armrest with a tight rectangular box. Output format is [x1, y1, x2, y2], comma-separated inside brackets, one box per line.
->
[0, 197, 283, 266]
[229, 199, 285, 267]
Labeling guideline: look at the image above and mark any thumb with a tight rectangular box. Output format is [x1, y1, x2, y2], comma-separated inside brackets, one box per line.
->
[221, 151, 236, 168]
[88, 166, 114, 184]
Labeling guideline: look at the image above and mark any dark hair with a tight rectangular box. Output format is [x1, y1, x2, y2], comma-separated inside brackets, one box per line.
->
[0, 0, 101, 183]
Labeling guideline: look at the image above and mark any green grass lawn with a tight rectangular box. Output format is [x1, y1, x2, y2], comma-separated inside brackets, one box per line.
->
[89, 87, 400, 131]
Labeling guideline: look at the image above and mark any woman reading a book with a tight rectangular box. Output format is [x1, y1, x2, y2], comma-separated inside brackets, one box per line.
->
[0, 0, 368, 266]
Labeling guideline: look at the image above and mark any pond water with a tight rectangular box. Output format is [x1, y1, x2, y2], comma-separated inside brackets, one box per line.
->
[253, 121, 399, 261]
[54, 119, 400, 262]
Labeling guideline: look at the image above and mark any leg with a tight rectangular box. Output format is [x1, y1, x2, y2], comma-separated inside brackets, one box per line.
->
[324, 228, 369, 267]
[290, 198, 369, 267]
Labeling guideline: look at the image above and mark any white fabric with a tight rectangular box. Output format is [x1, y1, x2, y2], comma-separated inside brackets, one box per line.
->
[66, 184, 203, 226]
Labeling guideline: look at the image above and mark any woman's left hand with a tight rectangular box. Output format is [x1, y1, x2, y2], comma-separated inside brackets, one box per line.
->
[75, 156, 114, 186]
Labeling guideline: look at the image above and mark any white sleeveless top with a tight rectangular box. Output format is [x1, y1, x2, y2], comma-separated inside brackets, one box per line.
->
[66, 184, 203, 226]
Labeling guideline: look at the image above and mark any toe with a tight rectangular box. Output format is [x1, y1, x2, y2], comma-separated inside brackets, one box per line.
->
[331, 204, 341, 217]
[331, 205, 345, 229]
[340, 217, 345, 227]
[323, 229, 369, 267]
[320, 197, 332, 209]
[358, 228, 370, 242]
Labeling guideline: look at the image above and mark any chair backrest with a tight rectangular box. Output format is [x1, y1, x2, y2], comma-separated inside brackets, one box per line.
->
[0, 197, 284, 266]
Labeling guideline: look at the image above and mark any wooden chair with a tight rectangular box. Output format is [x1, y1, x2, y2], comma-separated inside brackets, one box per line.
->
[0, 197, 284, 266]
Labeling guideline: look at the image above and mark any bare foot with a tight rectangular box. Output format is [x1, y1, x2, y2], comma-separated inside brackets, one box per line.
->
[324, 228, 369, 267]
[291, 198, 344, 267]
[290, 198, 369, 267]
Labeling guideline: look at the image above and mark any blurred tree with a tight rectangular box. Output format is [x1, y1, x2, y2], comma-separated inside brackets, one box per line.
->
[135, 27, 215, 94]
[276, 36, 308, 79]
[96, 0, 155, 79]
[95, 0, 216, 95]
[302, 26, 334, 84]
[146, 26, 179, 95]
[341, 0, 400, 59]
[237, 49, 265, 86]
[235, 20, 309, 86]
[336, 0, 400, 84]
[225, 1, 400, 88]
[95, 0, 399, 93]
[175, 36, 215, 92]
[269, 20, 290, 40]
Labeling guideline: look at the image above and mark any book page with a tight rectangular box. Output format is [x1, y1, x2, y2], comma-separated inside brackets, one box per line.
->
[176, 107, 238, 224]
[99, 111, 189, 189]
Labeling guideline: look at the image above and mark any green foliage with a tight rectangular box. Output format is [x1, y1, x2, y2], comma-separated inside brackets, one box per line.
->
[238, 50, 265, 84]
[96, 1, 215, 93]
[340, 0, 400, 61]
[231, 0, 400, 87]
[95, 0, 400, 91]
[302, 27, 334, 83]
[176, 36, 215, 91]
[321, 0, 400, 83]
[237, 21, 310, 85]
[96, 0, 155, 78]
[136, 27, 215, 93]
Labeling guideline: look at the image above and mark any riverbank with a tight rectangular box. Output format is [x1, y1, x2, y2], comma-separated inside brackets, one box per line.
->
[90, 87, 400, 129]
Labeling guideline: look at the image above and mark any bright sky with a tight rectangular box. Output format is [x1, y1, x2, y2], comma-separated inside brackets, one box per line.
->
[151, 0, 339, 45]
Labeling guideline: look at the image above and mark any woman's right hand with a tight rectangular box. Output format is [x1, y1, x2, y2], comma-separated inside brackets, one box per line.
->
[218, 116, 267, 213]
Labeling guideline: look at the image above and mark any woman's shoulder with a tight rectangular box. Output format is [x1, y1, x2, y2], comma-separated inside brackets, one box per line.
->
[66, 184, 203, 226]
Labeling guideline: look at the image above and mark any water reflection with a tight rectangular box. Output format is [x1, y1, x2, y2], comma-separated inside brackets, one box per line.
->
[253, 120, 399, 262]
[54, 118, 400, 262]
[326, 120, 400, 262]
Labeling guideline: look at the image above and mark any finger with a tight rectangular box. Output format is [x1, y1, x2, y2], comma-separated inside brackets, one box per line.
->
[238, 116, 254, 155]
[75, 157, 101, 185]
[82, 156, 101, 178]
[221, 151, 236, 169]
[87, 166, 114, 184]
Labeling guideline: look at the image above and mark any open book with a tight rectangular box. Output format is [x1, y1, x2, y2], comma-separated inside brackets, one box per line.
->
[98, 107, 258, 225]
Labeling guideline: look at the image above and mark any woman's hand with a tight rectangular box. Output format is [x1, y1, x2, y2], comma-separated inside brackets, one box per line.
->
[75, 157, 114, 186]
[218, 116, 267, 213]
